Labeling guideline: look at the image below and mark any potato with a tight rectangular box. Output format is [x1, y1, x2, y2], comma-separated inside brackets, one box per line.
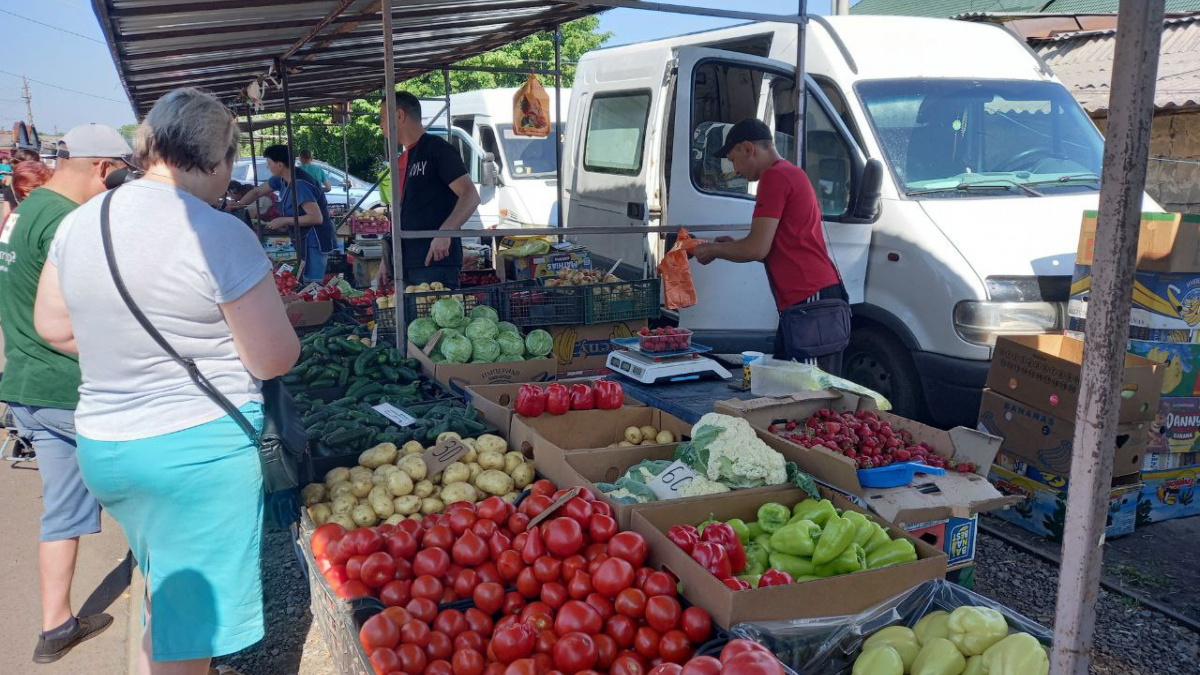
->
[327, 513, 356, 530]
[349, 466, 372, 481]
[375, 464, 401, 478]
[468, 462, 483, 483]
[510, 463, 536, 490]
[350, 475, 374, 499]
[462, 447, 478, 464]
[640, 440, 654, 446]
[504, 452, 525, 474]
[476, 469, 515, 496]
[640, 426, 658, 443]
[331, 494, 357, 515]
[301, 483, 328, 506]
[382, 514, 407, 526]
[441, 482, 478, 504]
[329, 483, 355, 501]
[478, 451, 506, 471]
[443, 462, 470, 484]
[386, 471, 414, 497]
[420, 497, 445, 515]
[624, 426, 643, 445]
[402, 441, 425, 456]
[359, 442, 398, 469]
[324, 467, 351, 487]
[502, 491, 521, 504]
[476, 434, 507, 455]
[368, 488, 395, 518]
[351, 503, 378, 528]
[619, 441, 634, 447]
[408, 513, 423, 523]
[656, 430, 675, 444]
[394, 495, 421, 515]
[308, 503, 332, 525]
[398, 455, 428, 481]
[414, 480, 435, 498]
[436, 431, 462, 445]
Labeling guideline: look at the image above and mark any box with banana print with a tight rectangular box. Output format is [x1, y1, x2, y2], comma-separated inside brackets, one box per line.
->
[1070, 264, 1200, 330]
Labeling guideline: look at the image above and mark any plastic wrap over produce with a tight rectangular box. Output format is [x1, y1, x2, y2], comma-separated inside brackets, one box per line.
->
[730, 579, 1051, 675]
[751, 359, 892, 410]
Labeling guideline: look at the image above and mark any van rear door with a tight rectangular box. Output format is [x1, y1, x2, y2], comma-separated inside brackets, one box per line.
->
[667, 47, 871, 335]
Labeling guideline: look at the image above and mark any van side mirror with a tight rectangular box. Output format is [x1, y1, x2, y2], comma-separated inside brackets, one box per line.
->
[849, 158, 883, 223]
[482, 152, 502, 187]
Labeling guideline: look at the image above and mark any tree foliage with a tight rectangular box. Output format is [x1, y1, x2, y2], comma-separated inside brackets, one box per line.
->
[266, 18, 610, 180]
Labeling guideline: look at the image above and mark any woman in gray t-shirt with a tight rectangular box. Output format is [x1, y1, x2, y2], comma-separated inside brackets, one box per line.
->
[34, 87, 300, 673]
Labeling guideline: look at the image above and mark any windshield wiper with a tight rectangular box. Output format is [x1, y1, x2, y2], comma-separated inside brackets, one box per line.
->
[906, 178, 1043, 198]
[1021, 173, 1101, 189]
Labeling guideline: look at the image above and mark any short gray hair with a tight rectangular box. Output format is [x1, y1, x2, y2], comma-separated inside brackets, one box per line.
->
[135, 88, 238, 172]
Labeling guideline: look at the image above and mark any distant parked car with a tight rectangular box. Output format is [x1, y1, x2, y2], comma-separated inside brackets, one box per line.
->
[232, 158, 383, 212]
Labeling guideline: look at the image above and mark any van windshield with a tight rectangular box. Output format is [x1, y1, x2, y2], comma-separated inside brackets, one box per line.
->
[499, 124, 561, 179]
[857, 79, 1103, 198]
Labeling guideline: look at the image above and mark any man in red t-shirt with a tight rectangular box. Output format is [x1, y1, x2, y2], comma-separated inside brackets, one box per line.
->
[694, 118, 846, 372]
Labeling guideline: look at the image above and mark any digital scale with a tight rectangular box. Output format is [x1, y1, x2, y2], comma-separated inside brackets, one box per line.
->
[606, 339, 732, 384]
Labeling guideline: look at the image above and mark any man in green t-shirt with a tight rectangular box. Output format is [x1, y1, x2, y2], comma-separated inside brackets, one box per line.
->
[0, 123, 132, 664]
[298, 149, 332, 193]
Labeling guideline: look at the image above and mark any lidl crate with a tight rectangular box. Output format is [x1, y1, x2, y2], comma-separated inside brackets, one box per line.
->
[499, 278, 586, 326]
[584, 278, 662, 324]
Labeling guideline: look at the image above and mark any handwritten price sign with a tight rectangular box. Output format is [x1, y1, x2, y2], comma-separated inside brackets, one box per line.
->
[422, 438, 469, 477]
[647, 460, 700, 500]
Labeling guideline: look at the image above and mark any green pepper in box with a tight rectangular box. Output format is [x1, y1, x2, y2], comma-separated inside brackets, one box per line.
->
[791, 498, 837, 526]
[862, 626, 921, 671]
[768, 519, 820, 557]
[756, 502, 791, 533]
[841, 510, 875, 548]
[768, 551, 815, 578]
[726, 518, 751, 545]
[746, 521, 765, 540]
[864, 522, 893, 555]
[815, 543, 866, 577]
[980, 633, 1048, 675]
[812, 514, 856, 566]
[946, 606, 1008, 656]
[867, 538, 919, 570]
[911, 638, 966, 675]
[743, 541, 769, 576]
[852, 646, 904, 675]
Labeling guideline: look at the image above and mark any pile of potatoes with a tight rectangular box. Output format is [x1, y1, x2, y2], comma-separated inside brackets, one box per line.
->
[607, 425, 677, 448]
[302, 432, 536, 531]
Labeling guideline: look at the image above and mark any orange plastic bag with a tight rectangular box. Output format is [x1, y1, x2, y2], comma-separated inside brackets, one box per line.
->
[513, 75, 552, 138]
[658, 228, 706, 310]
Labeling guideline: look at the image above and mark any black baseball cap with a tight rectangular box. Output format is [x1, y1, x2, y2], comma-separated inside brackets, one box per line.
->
[714, 118, 773, 158]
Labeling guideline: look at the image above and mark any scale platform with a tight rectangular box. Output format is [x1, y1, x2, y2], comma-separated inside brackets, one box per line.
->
[606, 339, 731, 384]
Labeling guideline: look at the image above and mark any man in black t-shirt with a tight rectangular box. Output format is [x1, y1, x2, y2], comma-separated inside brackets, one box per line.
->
[382, 91, 481, 287]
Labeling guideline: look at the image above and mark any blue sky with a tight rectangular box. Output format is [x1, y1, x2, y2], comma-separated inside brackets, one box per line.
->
[0, 0, 838, 133]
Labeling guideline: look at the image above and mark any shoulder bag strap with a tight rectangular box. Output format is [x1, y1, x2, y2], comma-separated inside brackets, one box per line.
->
[98, 189, 260, 444]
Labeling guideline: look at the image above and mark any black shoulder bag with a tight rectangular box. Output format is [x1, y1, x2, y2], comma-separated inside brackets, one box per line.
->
[99, 189, 306, 494]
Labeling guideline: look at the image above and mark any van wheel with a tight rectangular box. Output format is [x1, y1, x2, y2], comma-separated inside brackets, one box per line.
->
[842, 327, 928, 421]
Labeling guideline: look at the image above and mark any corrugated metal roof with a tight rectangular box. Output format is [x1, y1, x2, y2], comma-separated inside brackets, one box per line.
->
[1032, 13, 1200, 113]
[852, 0, 1200, 17]
[92, 0, 609, 117]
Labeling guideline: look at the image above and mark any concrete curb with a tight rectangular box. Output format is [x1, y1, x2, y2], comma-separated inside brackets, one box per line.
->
[126, 565, 143, 675]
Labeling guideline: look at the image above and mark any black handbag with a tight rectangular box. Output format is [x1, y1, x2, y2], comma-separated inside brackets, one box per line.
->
[778, 286, 852, 360]
[99, 189, 306, 494]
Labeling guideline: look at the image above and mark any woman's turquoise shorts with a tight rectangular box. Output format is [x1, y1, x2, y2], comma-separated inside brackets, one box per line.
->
[77, 403, 265, 661]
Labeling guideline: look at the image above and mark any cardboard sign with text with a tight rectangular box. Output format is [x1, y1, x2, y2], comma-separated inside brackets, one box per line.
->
[408, 340, 556, 398]
[422, 438, 469, 478]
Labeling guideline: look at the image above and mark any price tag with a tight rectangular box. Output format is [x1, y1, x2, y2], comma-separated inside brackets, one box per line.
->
[422, 438, 469, 478]
[275, 263, 294, 276]
[372, 403, 416, 427]
[647, 460, 701, 500]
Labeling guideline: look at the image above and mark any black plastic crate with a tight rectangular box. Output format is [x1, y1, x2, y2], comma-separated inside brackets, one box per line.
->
[584, 278, 662, 324]
[499, 278, 586, 326]
[403, 286, 493, 321]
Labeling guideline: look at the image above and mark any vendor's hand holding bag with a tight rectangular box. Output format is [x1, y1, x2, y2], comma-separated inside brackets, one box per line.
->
[99, 190, 306, 495]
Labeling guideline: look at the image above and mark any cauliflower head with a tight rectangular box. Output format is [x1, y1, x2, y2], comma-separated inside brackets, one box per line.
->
[677, 475, 732, 498]
[689, 413, 787, 488]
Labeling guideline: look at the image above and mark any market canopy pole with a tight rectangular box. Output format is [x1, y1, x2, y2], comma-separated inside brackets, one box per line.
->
[791, 0, 807, 166]
[554, 24, 565, 234]
[382, 0, 405, 349]
[279, 57, 306, 275]
[1052, 1, 1164, 673]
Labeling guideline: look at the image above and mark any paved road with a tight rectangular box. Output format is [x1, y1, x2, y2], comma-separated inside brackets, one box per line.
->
[0, 457, 134, 675]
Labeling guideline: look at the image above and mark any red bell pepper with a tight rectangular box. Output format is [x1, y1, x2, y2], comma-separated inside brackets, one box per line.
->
[569, 383, 596, 411]
[757, 569, 794, 587]
[545, 383, 570, 415]
[700, 522, 747, 574]
[722, 577, 751, 591]
[667, 525, 700, 554]
[691, 541, 731, 579]
[515, 384, 546, 417]
[595, 380, 624, 410]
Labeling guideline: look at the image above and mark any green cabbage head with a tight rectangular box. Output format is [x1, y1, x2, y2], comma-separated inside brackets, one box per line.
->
[470, 305, 500, 322]
[407, 317, 439, 347]
[497, 332, 525, 357]
[471, 338, 501, 363]
[525, 329, 554, 358]
[465, 318, 499, 341]
[439, 334, 474, 363]
[430, 297, 465, 328]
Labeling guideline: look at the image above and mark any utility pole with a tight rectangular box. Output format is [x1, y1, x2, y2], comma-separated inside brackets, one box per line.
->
[20, 76, 34, 127]
[833, 0, 850, 15]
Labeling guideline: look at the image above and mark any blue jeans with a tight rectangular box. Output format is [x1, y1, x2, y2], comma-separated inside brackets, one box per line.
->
[302, 230, 328, 282]
[10, 405, 102, 541]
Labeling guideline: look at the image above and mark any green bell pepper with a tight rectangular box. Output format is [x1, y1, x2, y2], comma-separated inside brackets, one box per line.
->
[866, 538, 918, 570]
[768, 551, 816, 578]
[727, 518, 751, 545]
[768, 519, 821, 557]
[794, 575, 823, 583]
[747, 521, 765, 540]
[754, 534, 773, 553]
[812, 515, 856, 566]
[814, 543, 866, 577]
[841, 510, 876, 548]
[757, 502, 792, 534]
[863, 523, 892, 555]
[791, 498, 838, 527]
[744, 541, 770, 575]
[737, 574, 762, 588]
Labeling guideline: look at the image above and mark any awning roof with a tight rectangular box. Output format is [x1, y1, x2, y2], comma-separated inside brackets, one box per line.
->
[92, 0, 612, 117]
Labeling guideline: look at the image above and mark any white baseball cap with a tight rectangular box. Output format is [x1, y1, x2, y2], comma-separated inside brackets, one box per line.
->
[57, 123, 134, 164]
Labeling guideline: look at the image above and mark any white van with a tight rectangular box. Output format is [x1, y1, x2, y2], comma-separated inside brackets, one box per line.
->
[563, 16, 1138, 427]
[423, 88, 570, 230]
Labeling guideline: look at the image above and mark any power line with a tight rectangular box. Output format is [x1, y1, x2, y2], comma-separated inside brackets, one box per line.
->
[0, 9, 105, 44]
[0, 69, 125, 104]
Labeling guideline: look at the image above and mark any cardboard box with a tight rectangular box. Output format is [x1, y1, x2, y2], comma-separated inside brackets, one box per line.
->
[905, 515, 978, 569]
[463, 380, 644, 437]
[1127, 340, 1200, 397]
[407, 341, 556, 398]
[504, 251, 591, 281]
[988, 335, 1162, 424]
[1138, 464, 1200, 523]
[990, 451, 1142, 490]
[1148, 396, 1200, 454]
[977, 389, 1147, 479]
[1143, 452, 1199, 471]
[987, 463, 1141, 541]
[1077, 210, 1200, 272]
[630, 487, 947, 627]
[1070, 264, 1200, 331]
[715, 392, 1014, 526]
[282, 296, 333, 327]
[352, 255, 383, 288]
[548, 321, 647, 376]
[509, 406, 693, 477]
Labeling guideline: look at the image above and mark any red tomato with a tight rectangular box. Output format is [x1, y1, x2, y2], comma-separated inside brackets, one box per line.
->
[426, 630, 453, 661]
[567, 570, 594, 600]
[453, 649, 486, 675]
[534, 556, 563, 583]
[472, 518, 499, 540]
[491, 621, 538, 664]
[540, 518, 581, 559]
[553, 632, 599, 673]
[593, 557, 636, 598]
[508, 512, 531, 535]
[502, 591, 526, 616]
[593, 634, 618, 670]
[540, 582, 568, 610]
[330, 537, 352, 565]
[379, 580, 412, 607]
[562, 556, 587, 584]
[394, 557, 414, 582]
[504, 659, 538, 675]
[370, 647, 401, 673]
[375, 523, 396, 539]
[412, 575, 444, 602]
[588, 514, 618, 544]
[463, 608, 493, 637]
[424, 524, 456, 551]
[347, 528, 384, 556]
[634, 627, 661, 660]
[530, 479, 556, 498]
[405, 597, 438, 624]
[585, 593, 615, 622]
[322, 564, 348, 591]
[649, 665, 683, 675]
[454, 631, 486, 655]
[497, 550, 525, 582]
[473, 582, 505, 614]
[311, 523, 345, 559]
[553, 600, 603, 637]
[614, 588, 648, 619]
[721, 651, 784, 675]
[521, 527, 545, 565]
[478, 496, 509, 524]
[399, 619, 430, 648]
[520, 602, 555, 632]
[381, 606, 411, 627]
[605, 614, 638, 649]
[359, 613, 400, 655]
[361, 552, 397, 589]
[516, 567, 542, 599]
[414, 548, 451, 578]
[454, 568, 480, 599]
[680, 607, 712, 645]
[645, 596, 682, 633]
[475, 561, 501, 585]
[680, 656, 722, 675]
[719, 639, 773, 664]
[484, 664, 507, 675]
[585, 543, 610, 563]
[425, 659, 453, 675]
[452, 531, 490, 568]
[608, 532, 649, 568]
[560, 497, 595, 529]
[519, 495, 553, 519]
[610, 652, 648, 675]
[447, 508, 478, 536]
[489, 531, 512, 562]
[433, 609, 468, 639]
[536, 629, 558, 655]
[346, 555, 367, 581]
[386, 530, 419, 560]
[590, 500, 614, 519]
[658, 630, 692, 664]
[397, 519, 422, 536]
[396, 643, 427, 674]
[641, 571, 675, 598]
[533, 650, 554, 673]
[338, 580, 370, 599]
[445, 563, 464, 586]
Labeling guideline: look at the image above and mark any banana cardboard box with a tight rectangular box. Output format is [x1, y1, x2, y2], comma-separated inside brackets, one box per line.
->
[1127, 340, 1200, 397]
[1143, 451, 1199, 471]
[987, 462, 1141, 541]
[548, 321, 647, 376]
[1070, 264, 1200, 330]
[1076, 210, 1200, 272]
[1146, 396, 1200, 454]
[1138, 464, 1200, 523]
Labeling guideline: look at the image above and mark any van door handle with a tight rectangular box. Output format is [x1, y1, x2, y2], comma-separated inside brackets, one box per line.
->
[627, 202, 646, 220]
